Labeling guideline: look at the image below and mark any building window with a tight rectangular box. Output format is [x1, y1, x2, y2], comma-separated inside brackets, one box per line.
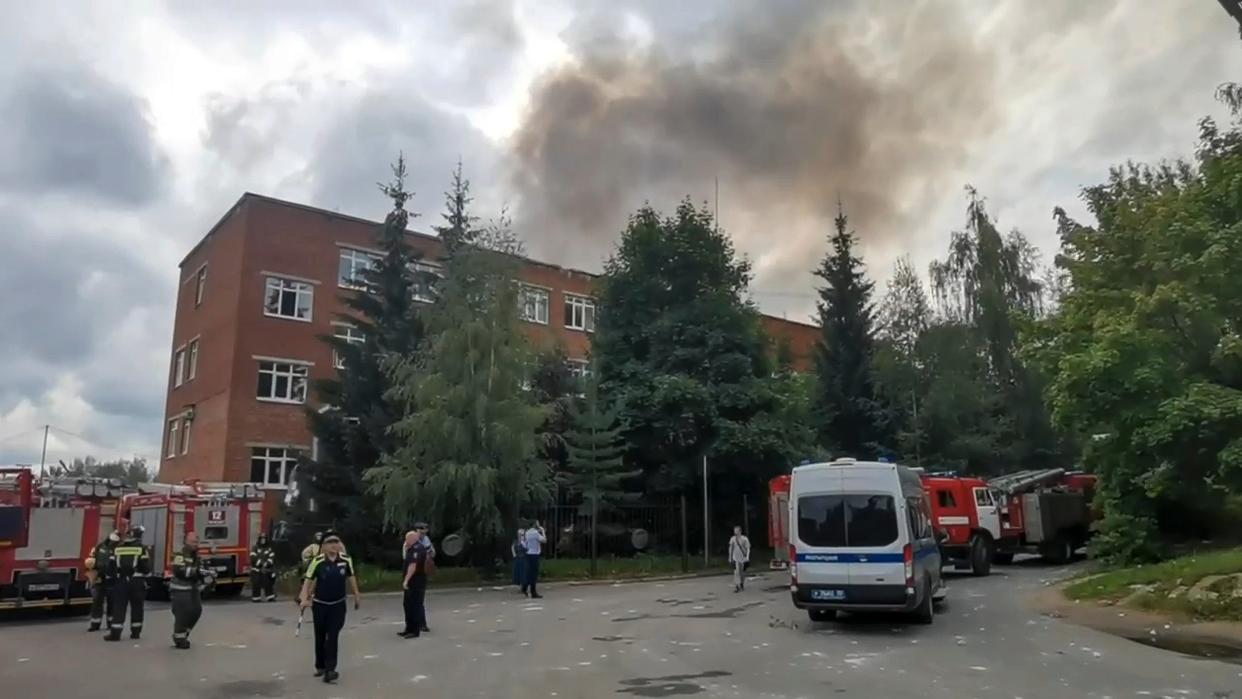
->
[166, 418, 179, 458]
[263, 277, 313, 322]
[194, 265, 207, 307]
[173, 348, 187, 387]
[250, 447, 297, 486]
[257, 361, 309, 403]
[567, 359, 592, 381]
[565, 294, 596, 332]
[520, 285, 549, 324]
[338, 248, 379, 290]
[332, 324, 366, 370]
[187, 339, 199, 381]
[180, 416, 192, 455]
[411, 260, 444, 304]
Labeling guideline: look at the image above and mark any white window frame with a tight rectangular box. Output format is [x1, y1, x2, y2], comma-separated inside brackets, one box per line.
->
[331, 323, 366, 370]
[338, 248, 380, 290]
[411, 260, 444, 304]
[520, 284, 550, 325]
[180, 415, 192, 456]
[565, 294, 596, 332]
[194, 265, 207, 307]
[566, 358, 592, 380]
[256, 359, 310, 404]
[187, 339, 199, 381]
[166, 418, 179, 458]
[263, 276, 314, 322]
[250, 447, 296, 486]
[173, 348, 187, 387]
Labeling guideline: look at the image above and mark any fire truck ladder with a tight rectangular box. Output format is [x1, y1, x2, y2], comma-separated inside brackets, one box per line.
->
[988, 468, 1066, 496]
[35, 477, 128, 500]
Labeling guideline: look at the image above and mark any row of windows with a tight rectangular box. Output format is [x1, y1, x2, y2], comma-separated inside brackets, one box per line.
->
[165, 413, 192, 459]
[172, 339, 200, 388]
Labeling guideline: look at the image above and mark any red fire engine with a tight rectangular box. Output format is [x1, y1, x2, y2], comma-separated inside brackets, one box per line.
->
[767, 475, 791, 569]
[0, 468, 128, 610]
[118, 480, 275, 597]
[921, 468, 1097, 576]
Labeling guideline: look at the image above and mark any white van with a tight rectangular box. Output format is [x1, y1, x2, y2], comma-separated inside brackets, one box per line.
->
[788, 458, 944, 624]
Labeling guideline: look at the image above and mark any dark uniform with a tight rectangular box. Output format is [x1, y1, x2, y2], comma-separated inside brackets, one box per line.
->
[250, 537, 277, 602]
[305, 553, 354, 679]
[87, 535, 117, 632]
[170, 543, 213, 649]
[105, 532, 151, 641]
[400, 541, 428, 637]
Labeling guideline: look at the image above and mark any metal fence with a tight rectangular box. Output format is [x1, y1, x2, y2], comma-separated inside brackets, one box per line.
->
[519, 499, 685, 559]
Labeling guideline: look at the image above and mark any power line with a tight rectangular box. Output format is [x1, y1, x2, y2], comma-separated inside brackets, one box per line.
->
[0, 426, 45, 447]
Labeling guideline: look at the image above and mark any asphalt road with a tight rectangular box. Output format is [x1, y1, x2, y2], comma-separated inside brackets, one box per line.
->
[2, 562, 1240, 698]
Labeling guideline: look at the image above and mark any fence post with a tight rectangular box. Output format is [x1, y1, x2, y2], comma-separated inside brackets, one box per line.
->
[680, 495, 689, 573]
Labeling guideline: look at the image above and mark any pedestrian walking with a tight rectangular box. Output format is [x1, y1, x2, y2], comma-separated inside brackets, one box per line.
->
[85, 530, 119, 632]
[298, 531, 360, 684]
[523, 520, 546, 599]
[170, 530, 215, 649]
[728, 525, 751, 593]
[512, 527, 527, 592]
[104, 523, 150, 641]
[399, 529, 429, 638]
[250, 533, 277, 602]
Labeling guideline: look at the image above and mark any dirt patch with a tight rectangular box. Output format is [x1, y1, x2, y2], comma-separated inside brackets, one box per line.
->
[1032, 582, 1242, 663]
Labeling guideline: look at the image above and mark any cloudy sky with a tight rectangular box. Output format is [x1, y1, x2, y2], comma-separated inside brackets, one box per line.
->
[0, 0, 1238, 470]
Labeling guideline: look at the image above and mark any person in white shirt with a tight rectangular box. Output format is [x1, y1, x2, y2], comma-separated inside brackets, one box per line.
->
[523, 521, 547, 599]
[728, 525, 751, 593]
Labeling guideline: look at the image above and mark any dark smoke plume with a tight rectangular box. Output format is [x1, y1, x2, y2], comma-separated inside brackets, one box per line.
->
[507, 2, 1000, 303]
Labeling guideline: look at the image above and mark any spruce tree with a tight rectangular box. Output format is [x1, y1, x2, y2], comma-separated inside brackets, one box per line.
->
[368, 202, 550, 566]
[300, 155, 424, 563]
[560, 377, 640, 573]
[812, 201, 888, 458]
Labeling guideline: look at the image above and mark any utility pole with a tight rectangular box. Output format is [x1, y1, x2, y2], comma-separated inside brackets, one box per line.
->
[39, 424, 49, 476]
[912, 389, 922, 469]
[702, 453, 709, 566]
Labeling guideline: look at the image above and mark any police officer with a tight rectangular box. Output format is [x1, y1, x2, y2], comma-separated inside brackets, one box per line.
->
[85, 529, 119, 632]
[250, 533, 277, 602]
[105, 524, 151, 641]
[298, 531, 360, 684]
[170, 530, 214, 649]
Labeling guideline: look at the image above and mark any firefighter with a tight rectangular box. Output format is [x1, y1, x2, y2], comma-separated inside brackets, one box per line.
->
[105, 524, 151, 641]
[170, 530, 214, 649]
[85, 529, 120, 632]
[250, 533, 277, 602]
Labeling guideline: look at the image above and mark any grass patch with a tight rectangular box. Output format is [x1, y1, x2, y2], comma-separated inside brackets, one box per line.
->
[278, 553, 759, 595]
[1063, 547, 1242, 621]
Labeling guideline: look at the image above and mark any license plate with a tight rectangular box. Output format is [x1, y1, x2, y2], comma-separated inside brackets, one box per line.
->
[214, 565, 228, 572]
[26, 583, 61, 592]
[810, 588, 845, 601]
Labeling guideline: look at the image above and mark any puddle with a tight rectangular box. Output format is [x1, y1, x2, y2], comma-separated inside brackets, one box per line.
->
[617, 670, 732, 697]
[1126, 636, 1242, 665]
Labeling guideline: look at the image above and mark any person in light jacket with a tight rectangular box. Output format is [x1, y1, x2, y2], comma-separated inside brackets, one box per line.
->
[728, 525, 751, 593]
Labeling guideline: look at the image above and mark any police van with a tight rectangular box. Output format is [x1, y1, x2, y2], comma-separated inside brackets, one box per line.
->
[789, 458, 944, 624]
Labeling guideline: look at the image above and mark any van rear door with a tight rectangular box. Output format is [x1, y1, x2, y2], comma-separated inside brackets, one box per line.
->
[841, 493, 905, 589]
[794, 470, 850, 598]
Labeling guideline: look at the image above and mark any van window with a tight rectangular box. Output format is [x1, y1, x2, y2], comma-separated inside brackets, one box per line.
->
[937, 490, 956, 508]
[798, 494, 898, 548]
[204, 526, 229, 541]
[907, 497, 932, 539]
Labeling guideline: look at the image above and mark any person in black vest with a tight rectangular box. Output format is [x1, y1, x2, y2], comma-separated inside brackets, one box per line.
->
[298, 531, 360, 684]
[398, 529, 427, 638]
[170, 530, 215, 649]
[105, 523, 150, 641]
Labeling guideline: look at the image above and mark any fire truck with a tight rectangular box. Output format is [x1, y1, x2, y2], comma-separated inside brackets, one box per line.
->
[767, 475, 791, 569]
[921, 468, 1098, 576]
[0, 468, 127, 610]
[119, 480, 273, 598]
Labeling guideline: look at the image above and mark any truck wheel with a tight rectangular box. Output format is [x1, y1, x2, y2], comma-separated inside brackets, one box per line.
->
[913, 580, 934, 625]
[1041, 536, 1073, 565]
[969, 535, 993, 576]
[992, 551, 1014, 565]
[808, 609, 837, 623]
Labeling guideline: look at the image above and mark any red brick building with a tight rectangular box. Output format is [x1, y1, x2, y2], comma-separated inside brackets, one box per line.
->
[158, 193, 818, 485]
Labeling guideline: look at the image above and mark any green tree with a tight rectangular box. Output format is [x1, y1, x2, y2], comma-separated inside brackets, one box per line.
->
[812, 202, 889, 458]
[593, 201, 800, 515]
[560, 377, 640, 573]
[368, 212, 551, 565]
[301, 154, 425, 562]
[529, 344, 576, 478]
[1027, 101, 1242, 562]
[874, 257, 932, 465]
[930, 188, 1061, 473]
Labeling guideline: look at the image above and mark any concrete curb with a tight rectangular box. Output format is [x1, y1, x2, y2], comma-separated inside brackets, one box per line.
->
[359, 569, 762, 599]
